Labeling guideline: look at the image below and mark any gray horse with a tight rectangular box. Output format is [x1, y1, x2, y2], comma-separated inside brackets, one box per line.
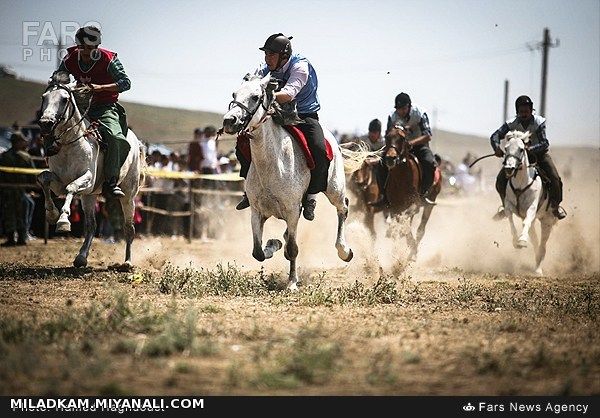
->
[37, 72, 144, 268]
[223, 74, 361, 290]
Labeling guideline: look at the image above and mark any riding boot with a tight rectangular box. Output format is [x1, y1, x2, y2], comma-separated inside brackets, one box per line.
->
[302, 194, 318, 221]
[236, 192, 250, 210]
[493, 169, 508, 220]
[552, 204, 567, 220]
[103, 176, 125, 198]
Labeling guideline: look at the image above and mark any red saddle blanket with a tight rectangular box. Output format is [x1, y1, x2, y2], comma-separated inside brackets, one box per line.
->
[237, 125, 333, 170]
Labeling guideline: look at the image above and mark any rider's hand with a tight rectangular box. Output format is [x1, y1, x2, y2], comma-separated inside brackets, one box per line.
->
[90, 84, 102, 92]
[494, 148, 504, 158]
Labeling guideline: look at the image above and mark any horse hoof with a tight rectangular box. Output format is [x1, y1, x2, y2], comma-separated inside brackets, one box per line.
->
[252, 250, 266, 262]
[56, 221, 71, 233]
[73, 255, 87, 268]
[266, 239, 283, 252]
[534, 268, 544, 276]
[342, 249, 354, 263]
[517, 240, 527, 248]
[287, 282, 299, 292]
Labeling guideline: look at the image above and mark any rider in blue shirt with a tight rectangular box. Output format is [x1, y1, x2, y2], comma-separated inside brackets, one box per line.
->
[235, 33, 329, 221]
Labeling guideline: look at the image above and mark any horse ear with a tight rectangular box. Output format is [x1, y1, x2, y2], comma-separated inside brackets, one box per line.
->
[522, 132, 532, 143]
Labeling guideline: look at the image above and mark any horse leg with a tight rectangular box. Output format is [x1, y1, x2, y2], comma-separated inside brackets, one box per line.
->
[406, 213, 418, 262]
[251, 208, 279, 261]
[365, 207, 376, 237]
[37, 170, 60, 224]
[507, 212, 521, 249]
[535, 220, 553, 276]
[56, 170, 93, 232]
[284, 214, 300, 291]
[517, 204, 538, 248]
[119, 194, 136, 267]
[73, 195, 97, 268]
[411, 204, 435, 260]
[529, 223, 541, 274]
[329, 194, 353, 262]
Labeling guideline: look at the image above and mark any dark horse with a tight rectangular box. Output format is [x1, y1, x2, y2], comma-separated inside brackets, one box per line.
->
[380, 126, 442, 260]
[349, 151, 381, 236]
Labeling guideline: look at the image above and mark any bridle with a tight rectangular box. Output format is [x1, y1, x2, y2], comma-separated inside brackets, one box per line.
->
[503, 147, 524, 178]
[40, 83, 93, 147]
[384, 128, 410, 168]
[227, 89, 272, 133]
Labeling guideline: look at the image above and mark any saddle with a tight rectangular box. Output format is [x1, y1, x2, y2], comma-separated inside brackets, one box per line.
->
[236, 125, 333, 170]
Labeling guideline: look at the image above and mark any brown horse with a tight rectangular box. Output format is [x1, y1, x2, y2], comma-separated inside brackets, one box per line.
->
[349, 155, 381, 235]
[382, 126, 442, 260]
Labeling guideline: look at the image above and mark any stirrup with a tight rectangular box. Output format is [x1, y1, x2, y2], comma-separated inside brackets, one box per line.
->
[236, 193, 250, 210]
[110, 185, 125, 197]
[553, 205, 567, 220]
[422, 196, 436, 206]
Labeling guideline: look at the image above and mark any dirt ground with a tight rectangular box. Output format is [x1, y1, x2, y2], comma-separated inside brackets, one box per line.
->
[0, 147, 598, 395]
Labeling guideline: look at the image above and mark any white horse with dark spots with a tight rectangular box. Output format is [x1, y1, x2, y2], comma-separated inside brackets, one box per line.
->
[500, 130, 557, 275]
[37, 72, 144, 269]
[222, 74, 363, 290]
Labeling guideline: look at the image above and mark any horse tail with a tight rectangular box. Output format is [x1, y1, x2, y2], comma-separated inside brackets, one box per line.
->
[137, 140, 148, 188]
[339, 142, 383, 174]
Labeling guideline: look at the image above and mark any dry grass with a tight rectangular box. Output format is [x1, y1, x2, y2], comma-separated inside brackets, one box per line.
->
[0, 253, 598, 395]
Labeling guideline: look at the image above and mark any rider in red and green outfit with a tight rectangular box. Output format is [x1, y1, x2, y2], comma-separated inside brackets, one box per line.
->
[51, 25, 131, 197]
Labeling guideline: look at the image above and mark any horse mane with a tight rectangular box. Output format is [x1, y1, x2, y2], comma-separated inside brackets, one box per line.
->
[506, 130, 531, 143]
[340, 142, 382, 174]
[50, 71, 71, 85]
[271, 101, 302, 126]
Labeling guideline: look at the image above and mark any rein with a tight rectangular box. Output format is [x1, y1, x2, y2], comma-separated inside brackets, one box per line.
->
[227, 90, 271, 134]
[468, 153, 496, 168]
[41, 83, 94, 149]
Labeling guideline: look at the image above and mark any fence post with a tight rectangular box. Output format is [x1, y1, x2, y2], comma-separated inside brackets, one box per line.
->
[188, 180, 195, 243]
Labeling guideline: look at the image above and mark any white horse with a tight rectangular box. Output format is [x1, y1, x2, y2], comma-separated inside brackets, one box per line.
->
[37, 72, 144, 268]
[500, 130, 557, 275]
[222, 74, 356, 290]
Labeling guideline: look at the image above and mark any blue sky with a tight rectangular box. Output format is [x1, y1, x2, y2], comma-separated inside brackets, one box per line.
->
[1, 0, 599, 145]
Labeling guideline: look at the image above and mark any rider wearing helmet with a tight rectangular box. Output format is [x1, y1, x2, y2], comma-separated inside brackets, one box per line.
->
[235, 33, 328, 221]
[490, 95, 566, 220]
[371, 92, 437, 207]
[50, 25, 131, 198]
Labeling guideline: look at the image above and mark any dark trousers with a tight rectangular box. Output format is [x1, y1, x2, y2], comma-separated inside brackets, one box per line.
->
[412, 145, 436, 194]
[495, 151, 563, 206]
[236, 114, 330, 194]
[375, 162, 388, 194]
[297, 115, 329, 194]
[237, 146, 250, 179]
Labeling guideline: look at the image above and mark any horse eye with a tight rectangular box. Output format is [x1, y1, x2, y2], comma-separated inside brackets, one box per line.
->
[251, 95, 260, 102]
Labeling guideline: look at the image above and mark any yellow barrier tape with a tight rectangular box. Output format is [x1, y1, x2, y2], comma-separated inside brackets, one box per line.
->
[0, 166, 243, 181]
[0, 166, 44, 175]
